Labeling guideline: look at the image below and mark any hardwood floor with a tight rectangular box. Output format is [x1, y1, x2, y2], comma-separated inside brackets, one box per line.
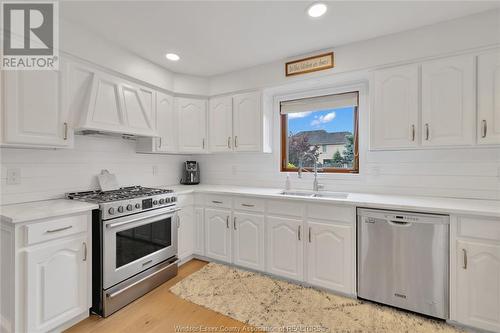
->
[66, 259, 261, 333]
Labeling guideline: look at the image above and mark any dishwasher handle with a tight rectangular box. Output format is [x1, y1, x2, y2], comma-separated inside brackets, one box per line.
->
[388, 220, 412, 227]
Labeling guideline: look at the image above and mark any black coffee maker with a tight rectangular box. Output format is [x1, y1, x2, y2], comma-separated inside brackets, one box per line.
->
[180, 161, 200, 185]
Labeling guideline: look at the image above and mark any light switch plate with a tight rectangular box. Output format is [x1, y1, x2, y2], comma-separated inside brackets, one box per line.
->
[6, 168, 21, 185]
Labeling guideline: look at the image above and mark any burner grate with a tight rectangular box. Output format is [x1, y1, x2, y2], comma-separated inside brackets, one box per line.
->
[66, 186, 173, 203]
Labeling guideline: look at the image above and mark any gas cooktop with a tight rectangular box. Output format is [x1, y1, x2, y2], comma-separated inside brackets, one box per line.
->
[66, 186, 173, 203]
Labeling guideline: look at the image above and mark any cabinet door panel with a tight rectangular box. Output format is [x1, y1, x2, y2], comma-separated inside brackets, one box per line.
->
[156, 92, 176, 152]
[233, 212, 265, 271]
[194, 207, 205, 256]
[306, 221, 353, 293]
[266, 216, 303, 281]
[478, 49, 500, 144]
[209, 96, 233, 152]
[233, 92, 261, 152]
[177, 98, 207, 153]
[204, 208, 231, 262]
[87, 74, 125, 131]
[455, 240, 500, 332]
[421, 55, 475, 146]
[4, 63, 71, 147]
[371, 65, 419, 149]
[178, 206, 194, 261]
[121, 84, 155, 135]
[26, 236, 88, 333]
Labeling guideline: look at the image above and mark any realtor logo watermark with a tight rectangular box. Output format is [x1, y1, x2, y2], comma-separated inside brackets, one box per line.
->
[1, 1, 59, 70]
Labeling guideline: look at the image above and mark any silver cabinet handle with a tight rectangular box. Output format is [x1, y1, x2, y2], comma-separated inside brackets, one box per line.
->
[308, 227, 312, 243]
[226, 216, 229, 229]
[241, 203, 255, 207]
[83, 242, 87, 261]
[63, 122, 68, 140]
[297, 225, 301, 241]
[212, 200, 223, 204]
[202, 138, 205, 149]
[46, 225, 73, 233]
[425, 123, 430, 141]
[233, 217, 237, 230]
[159, 137, 162, 148]
[234, 136, 238, 148]
[410, 124, 415, 142]
[482, 120, 488, 138]
[227, 136, 231, 149]
[462, 248, 467, 269]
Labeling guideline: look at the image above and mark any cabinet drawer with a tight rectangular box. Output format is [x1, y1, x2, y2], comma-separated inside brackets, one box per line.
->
[176, 194, 194, 207]
[458, 216, 500, 242]
[25, 214, 88, 246]
[233, 196, 265, 212]
[267, 199, 304, 217]
[307, 204, 354, 223]
[205, 194, 232, 209]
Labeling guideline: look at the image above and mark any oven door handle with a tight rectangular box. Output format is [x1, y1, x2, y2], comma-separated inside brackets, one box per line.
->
[105, 208, 181, 229]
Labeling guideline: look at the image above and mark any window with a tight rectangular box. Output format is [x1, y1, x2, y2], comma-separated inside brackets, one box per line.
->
[280, 91, 359, 173]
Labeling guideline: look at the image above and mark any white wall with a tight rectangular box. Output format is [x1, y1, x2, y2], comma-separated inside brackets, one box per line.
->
[0, 135, 187, 205]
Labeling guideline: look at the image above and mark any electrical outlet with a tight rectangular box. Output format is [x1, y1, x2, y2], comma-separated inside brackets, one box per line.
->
[152, 165, 158, 176]
[6, 168, 21, 185]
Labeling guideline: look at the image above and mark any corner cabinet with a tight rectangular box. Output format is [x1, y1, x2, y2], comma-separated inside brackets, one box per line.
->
[177, 97, 208, 153]
[451, 215, 500, 332]
[1, 212, 92, 333]
[477, 49, 500, 145]
[1, 60, 73, 148]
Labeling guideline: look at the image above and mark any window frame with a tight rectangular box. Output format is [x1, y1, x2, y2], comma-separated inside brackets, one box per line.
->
[280, 91, 360, 174]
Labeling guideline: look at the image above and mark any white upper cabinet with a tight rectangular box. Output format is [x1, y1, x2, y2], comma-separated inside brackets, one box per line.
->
[209, 96, 233, 152]
[2, 60, 73, 147]
[177, 97, 208, 153]
[370, 64, 419, 149]
[69, 61, 157, 137]
[233, 91, 262, 152]
[477, 49, 500, 145]
[421, 55, 475, 146]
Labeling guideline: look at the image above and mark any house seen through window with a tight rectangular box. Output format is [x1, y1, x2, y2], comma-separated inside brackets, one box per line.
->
[280, 91, 359, 173]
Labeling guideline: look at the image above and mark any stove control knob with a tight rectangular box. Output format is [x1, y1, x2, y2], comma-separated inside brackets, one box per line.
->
[118, 206, 124, 213]
[165, 197, 171, 203]
[126, 204, 133, 211]
[172, 197, 177, 202]
[135, 203, 141, 209]
[108, 207, 115, 215]
[153, 200, 158, 205]
[159, 198, 165, 204]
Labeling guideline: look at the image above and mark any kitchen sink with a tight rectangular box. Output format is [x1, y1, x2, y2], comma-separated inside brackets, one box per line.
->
[280, 190, 348, 199]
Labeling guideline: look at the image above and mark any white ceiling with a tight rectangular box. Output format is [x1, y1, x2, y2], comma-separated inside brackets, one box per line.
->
[61, 1, 500, 77]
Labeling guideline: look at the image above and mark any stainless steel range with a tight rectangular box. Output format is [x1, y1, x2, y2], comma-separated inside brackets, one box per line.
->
[67, 186, 180, 317]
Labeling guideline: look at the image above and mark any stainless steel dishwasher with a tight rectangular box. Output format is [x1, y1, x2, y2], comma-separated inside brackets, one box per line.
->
[357, 208, 449, 319]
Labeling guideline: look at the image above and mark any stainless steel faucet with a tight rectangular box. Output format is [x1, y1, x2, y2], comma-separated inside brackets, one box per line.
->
[297, 152, 324, 192]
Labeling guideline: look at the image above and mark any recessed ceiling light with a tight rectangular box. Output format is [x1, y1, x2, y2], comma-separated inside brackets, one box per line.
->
[165, 53, 180, 61]
[307, 3, 327, 18]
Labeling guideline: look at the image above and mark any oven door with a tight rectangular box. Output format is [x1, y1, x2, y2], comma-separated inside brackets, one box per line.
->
[103, 207, 179, 289]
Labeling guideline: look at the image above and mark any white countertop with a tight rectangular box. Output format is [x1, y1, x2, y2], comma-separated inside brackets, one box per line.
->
[0, 199, 99, 224]
[167, 184, 500, 218]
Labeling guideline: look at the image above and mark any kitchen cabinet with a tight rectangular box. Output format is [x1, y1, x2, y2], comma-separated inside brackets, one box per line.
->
[421, 55, 475, 147]
[177, 97, 208, 153]
[204, 208, 232, 263]
[266, 216, 304, 281]
[136, 91, 176, 153]
[306, 221, 353, 293]
[455, 239, 500, 332]
[193, 207, 205, 256]
[25, 235, 89, 333]
[232, 91, 262, 152]
[2, 60, 73, 148]
[232, 212, 265, 271]
[209, 96, 233, 152]
[177, 206, 194, 262]
[370, 64, 419, 149]
[477, 49, 500, 145]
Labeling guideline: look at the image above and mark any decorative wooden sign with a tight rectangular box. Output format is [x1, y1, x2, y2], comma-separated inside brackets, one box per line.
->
[285, 52, 334, 77]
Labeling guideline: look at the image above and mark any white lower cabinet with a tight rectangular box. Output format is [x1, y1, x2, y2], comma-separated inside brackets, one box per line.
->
[177, 206, 194, 261]
[266, 216, 304, 281]
[204, 208, 232, 263]
[25, 235, 89, 333]
[306, 221, 354, 293]
[193, 207, 205, 256]
[455, 239, 500, 332]
[232, 212, 265, 271]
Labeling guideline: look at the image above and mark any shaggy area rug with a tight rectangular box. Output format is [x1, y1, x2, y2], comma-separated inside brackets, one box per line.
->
[170, 262, 462, 333]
